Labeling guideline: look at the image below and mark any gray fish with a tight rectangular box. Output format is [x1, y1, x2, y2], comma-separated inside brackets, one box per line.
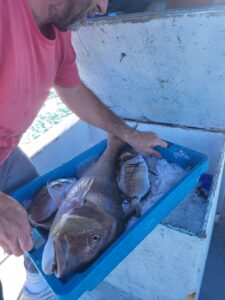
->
[28, 178, 77, 226]
[118, 149, 150, 216]
[42, 135, 125, 278]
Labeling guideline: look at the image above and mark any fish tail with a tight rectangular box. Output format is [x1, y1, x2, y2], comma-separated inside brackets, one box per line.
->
[123, 197, 142, 222]
[107, 134, 125, 152]
[131, 197, 142, 217]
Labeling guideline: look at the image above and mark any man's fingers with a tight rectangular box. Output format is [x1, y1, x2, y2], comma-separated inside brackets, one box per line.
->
[147, 148, 162, 158]
[4, 249, 12, 255]
[18, 234, 33, 252]
[0, 193, 33, 257]
[0, 228, 33, 256]
[0, 242, 12, 255]
[158, 140, 168, 148]
[10, 239, 24, 257]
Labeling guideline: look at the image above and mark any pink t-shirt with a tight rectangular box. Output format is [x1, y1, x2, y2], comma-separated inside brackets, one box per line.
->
[0, 0, 80, 165]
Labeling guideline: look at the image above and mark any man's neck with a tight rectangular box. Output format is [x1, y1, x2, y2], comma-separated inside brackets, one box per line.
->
[27, 0, 49, 29]
[27, 0, 55, 40]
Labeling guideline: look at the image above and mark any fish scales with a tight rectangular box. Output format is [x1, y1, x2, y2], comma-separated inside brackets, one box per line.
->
[84, 138, 124, 221]
[118, 150, 150, 215]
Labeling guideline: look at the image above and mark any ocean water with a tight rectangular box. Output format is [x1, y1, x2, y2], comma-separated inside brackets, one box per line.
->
[20, 90, 72, 146]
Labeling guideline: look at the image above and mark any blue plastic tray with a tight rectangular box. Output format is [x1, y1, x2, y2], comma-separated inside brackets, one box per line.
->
[13, 140, 208, 300]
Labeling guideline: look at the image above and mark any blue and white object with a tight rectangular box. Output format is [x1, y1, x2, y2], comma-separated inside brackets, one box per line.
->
[13, 140, 208, 300]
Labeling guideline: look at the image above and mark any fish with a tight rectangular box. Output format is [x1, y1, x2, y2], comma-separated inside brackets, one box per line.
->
[42, 135, 125, 278]
[118, 149, 150, 216]
[28, 178, 77, 228]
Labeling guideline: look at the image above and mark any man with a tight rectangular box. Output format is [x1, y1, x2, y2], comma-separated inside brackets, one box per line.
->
[0, 0, 167, 299]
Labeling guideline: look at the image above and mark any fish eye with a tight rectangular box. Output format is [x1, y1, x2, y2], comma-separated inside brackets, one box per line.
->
[91, 234, 100, 242]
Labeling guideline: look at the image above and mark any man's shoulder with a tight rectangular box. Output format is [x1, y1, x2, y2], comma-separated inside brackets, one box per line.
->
[54, 29, 73, 55]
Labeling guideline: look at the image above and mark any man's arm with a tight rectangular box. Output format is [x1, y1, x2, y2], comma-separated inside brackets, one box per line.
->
[0, 191, 33, 256]
[55, 82, 167, 157]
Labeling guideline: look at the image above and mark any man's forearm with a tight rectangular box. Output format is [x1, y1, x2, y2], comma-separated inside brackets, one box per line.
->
[55, 82, 134, 143]
[55, 82, 167, 156]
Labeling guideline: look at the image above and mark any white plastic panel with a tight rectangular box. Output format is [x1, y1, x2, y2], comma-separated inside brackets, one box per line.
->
[72, 8, 225, 131]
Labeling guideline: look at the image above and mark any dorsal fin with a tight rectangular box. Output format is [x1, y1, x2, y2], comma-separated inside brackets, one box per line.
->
[65, 176, 94, 203]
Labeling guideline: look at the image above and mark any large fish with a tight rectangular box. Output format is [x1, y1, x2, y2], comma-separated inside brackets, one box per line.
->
[42, 135, 125, 278]
[118, 149, 150, 216]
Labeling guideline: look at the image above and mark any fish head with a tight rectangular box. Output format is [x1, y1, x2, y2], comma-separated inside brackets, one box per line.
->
[42, 204, 119, 278]
[119, 149, 144, 168]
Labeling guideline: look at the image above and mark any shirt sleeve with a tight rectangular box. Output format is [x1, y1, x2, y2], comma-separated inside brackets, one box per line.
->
[55, 31, 80, 88]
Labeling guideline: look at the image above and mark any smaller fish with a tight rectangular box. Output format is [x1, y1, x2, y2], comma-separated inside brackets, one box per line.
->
[118, 149, 150, 216]
[47, 178, 78, 207]
[28, 178, 77, 226]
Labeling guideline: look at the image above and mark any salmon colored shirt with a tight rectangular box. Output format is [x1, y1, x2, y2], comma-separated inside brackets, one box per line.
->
[0, 0, 80, 165]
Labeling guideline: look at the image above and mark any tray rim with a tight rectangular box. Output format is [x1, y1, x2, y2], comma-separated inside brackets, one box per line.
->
[12, 140, 208, 299]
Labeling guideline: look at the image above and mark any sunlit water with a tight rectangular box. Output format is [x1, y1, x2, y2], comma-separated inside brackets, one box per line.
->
[20, 90, 72, 146]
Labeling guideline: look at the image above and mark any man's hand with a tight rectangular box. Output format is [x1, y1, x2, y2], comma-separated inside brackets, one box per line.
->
[0, 192, 33, 256]
[126, 129, 168, 157]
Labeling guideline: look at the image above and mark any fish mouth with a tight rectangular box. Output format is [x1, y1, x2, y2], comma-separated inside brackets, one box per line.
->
[53, 234, 96, 278]
[41, 238, 56, 276]
[42, 234, 77, 278]
[42, 201, 122, 278]
[54, 237, 68, 278]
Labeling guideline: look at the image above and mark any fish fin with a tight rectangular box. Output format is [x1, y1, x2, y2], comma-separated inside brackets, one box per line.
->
[129, 197, 142, 218]
[143, 155, 159, 176]
[65, 176, 94, 203]
[107, 134, 125, 151]
[47, 181, 58, 204]
[132, 123, 139, 130]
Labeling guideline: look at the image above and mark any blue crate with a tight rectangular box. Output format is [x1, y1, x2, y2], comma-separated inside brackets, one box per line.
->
[12, 140, 208, 300]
